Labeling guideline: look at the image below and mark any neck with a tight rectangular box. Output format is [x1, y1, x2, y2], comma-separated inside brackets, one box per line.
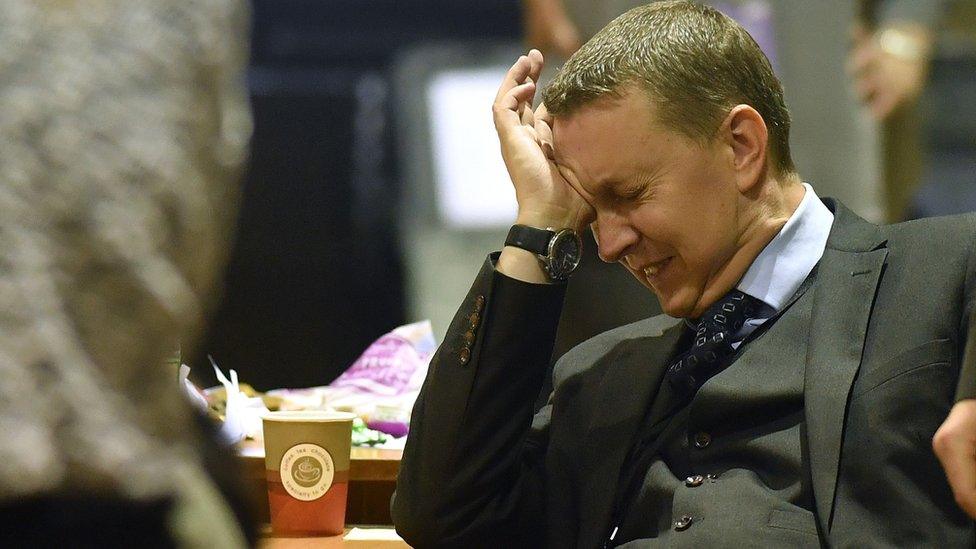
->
[689, 174, 805, 317]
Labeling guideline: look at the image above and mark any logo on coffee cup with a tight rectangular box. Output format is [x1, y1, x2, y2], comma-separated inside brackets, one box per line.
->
[279, 443, 335, 501]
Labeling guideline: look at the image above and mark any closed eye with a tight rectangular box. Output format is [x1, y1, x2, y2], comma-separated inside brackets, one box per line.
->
[620, 184, 644, 200]
[616, 180, 653, 202]
[617, 172, 659, 203]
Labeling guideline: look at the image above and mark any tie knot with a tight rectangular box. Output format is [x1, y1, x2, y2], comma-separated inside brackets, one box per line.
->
[693, 290, 761, 345]
[669, 290, 764, 396]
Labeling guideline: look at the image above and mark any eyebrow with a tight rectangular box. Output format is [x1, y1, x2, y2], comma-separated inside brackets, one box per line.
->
[582, 176, 624, 204]
[551, 154, 628, 202]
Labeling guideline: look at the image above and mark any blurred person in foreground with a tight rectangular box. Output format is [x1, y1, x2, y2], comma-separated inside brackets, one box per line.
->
[393, 2, 976, 546]
[0, 1, 254, 546]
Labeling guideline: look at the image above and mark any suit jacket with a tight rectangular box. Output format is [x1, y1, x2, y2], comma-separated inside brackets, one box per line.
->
[392, 199, 976, 547]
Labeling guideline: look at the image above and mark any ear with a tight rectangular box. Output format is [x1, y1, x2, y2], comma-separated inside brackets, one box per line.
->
[721, 105, 768, 193]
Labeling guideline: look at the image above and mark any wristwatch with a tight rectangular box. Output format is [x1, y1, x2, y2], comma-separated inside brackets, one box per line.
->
[505, 224, 582, 281]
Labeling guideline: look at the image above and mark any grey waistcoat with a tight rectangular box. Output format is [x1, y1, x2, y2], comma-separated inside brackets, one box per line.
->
[614, 288, 820, 547]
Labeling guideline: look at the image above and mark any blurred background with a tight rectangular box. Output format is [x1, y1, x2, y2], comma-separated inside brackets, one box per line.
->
[8, 1, 972, 543]
[192, 0, 976, 391]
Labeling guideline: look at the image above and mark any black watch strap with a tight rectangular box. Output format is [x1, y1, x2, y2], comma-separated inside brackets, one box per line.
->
[505, 224, 554, 256]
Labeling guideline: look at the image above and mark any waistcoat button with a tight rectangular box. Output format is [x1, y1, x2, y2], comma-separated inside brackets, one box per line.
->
[673, 515, 693, 531]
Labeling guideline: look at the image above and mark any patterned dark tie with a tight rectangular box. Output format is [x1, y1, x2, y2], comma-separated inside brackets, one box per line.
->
[666, 289, 763, 396]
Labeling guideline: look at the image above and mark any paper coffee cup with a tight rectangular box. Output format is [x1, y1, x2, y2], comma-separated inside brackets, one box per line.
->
[262, 411, 356, 536]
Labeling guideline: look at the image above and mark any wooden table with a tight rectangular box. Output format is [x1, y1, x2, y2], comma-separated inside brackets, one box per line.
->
[239, 441, 402, 525]
[261, 527, 410, 548]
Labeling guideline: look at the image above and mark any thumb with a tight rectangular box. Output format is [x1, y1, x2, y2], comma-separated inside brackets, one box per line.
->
[933, 400, 976, 519]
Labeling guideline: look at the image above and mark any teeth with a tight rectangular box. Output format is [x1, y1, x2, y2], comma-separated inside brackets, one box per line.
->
[643, 258, 668, 278]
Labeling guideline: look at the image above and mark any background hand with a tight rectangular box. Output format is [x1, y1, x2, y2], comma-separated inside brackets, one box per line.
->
[933, 399, 976, 519]
[847, 22, 931, 122]
[523, 0, 583, 59]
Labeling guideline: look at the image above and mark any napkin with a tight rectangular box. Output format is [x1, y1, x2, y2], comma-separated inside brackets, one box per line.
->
[211, 360, 268, 445]
[179, 364, 210, 412]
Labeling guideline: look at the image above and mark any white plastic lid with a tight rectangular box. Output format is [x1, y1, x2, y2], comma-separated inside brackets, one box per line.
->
[261, 410, 357, 423]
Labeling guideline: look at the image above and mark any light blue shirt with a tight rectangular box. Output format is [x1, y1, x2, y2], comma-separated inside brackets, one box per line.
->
[731, 183, 834, 346]
[738, 183, 834, 311]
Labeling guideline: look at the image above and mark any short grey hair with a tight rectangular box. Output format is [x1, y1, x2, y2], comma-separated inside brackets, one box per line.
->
[543, 0, 795, 175]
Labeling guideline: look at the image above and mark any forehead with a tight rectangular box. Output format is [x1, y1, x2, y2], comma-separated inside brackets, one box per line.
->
[551, 89, 683, 188]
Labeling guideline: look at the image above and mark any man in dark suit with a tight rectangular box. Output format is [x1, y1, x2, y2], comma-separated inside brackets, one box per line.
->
[392, 2, 976, 546]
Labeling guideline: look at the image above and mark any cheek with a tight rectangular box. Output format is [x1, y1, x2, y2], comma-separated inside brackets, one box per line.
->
[685, 223, 738, 276]
[671, 213, 737, 276]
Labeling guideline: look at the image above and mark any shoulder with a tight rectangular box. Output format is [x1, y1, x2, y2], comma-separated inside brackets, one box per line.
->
[883, 212, 976, 242]
[879, 213, 976, 267]
[551, 314, 682, 389]
[827, 196, 976, 253]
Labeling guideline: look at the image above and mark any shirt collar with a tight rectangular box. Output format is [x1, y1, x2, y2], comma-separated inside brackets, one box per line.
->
[736, 183, 834, 312]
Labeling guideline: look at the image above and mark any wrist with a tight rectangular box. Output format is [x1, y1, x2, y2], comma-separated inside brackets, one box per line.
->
[502, 224, 582, 282]
[515, 209, 584, 233]
[498, 246, 551, 284]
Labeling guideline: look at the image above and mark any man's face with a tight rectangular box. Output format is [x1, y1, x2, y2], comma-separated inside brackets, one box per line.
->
[552, 88, 743, 318]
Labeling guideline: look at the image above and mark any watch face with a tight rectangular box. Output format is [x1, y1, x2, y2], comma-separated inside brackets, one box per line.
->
[547, 230, 582, 280]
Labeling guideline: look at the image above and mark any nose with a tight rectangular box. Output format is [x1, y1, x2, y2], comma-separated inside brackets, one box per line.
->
[594, 211, 638, 263]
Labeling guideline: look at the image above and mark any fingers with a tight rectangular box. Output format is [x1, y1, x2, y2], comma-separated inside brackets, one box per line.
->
[520, 50, 545, 123]
[847, 45, 875, 77]
[847, 20, 877, 76]
[520, 83, 537, 126]
[494, 55, 532, 106]
[849, 21, 870, 47]
[526, 49, 544, 91]
[933, 400, 976, 519]
[847, 43, 888, 120]
[494, 80, 537, 134]
[536, 102, 552, 124]
[494, 51, 546, 136]
[846, 31, 878, 103]
[852, 73, 878, 109]
[496, 81, 537, 113]
[869, 91, 899, 121]
[534, 106, 555, 160]
[493, 50, 544, 109]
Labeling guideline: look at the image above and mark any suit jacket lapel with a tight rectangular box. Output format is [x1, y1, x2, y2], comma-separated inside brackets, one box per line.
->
[576, 316, 684, 547]
[805, 199, 887, 535]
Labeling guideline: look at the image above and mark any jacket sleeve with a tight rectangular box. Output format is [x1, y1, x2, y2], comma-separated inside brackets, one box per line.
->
[392, 253, 567, 547]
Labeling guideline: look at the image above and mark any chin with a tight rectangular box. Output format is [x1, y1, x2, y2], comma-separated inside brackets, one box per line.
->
[655, 291, 696, 319]
[661, 303, 695, 319]
[629, 271, 697, 318]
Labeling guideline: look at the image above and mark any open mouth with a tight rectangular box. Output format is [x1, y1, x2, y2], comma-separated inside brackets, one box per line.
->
[642, 257, 672, 279]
